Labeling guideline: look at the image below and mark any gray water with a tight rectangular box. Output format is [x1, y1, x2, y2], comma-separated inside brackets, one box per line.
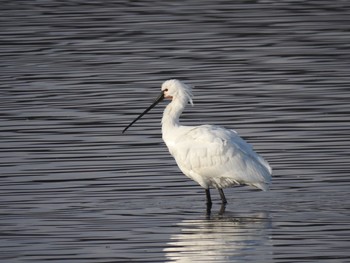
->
[1, 1, 350, 262]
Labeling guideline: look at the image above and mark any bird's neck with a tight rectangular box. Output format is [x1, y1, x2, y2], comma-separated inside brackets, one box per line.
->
[161, 97, 186, 131]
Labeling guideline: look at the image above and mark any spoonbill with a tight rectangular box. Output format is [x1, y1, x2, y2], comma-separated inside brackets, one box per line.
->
[123, 79, 271, 206]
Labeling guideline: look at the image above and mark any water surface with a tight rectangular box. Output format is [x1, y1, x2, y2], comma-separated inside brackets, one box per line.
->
[1, 1, 350, 262]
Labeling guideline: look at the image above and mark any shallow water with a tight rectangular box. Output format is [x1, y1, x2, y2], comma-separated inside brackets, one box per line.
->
[1, 1, 350, 262]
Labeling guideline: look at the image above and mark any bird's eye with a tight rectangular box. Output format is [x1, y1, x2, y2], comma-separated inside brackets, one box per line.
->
[164, 88, 168, 92]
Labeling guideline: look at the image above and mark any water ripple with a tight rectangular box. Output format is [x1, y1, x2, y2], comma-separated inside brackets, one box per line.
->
[1, 0, 350, 262]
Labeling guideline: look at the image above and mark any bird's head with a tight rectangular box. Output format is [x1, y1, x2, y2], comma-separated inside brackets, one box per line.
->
[122, 79, 193, 133]
[161, 79, 193, 105]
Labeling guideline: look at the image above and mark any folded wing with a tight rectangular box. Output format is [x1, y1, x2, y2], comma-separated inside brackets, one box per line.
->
[170, 125, 272, 190]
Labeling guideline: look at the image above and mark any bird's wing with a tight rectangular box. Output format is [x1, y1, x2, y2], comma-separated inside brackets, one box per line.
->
[170, 125, 271, 189]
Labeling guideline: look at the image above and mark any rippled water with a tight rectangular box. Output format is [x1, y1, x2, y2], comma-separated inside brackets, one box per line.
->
[1, 1, 350, 262]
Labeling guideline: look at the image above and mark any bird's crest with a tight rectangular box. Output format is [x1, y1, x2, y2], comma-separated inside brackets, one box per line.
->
[162, 79, 194, 106]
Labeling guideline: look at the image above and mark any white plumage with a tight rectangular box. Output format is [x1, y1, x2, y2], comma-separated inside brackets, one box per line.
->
[123, 79, 272, 206]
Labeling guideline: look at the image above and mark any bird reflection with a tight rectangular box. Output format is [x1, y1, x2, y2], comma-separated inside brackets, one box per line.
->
[164, 209, 272, 263]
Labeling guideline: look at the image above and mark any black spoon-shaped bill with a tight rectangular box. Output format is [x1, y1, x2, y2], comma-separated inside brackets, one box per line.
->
[122, 91, 165, 133]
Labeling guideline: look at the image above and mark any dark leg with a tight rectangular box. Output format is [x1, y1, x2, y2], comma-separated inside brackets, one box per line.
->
[218, 188, 227, 204]
[219, 203, 226, 215]
[205, 188, 212, 216]
[205, 188, 212, 205]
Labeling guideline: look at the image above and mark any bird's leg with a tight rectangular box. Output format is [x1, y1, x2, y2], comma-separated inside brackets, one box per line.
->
[205, 188, 212, 216]
[205, 188, 212, 205]
[219, 203, 226, 215]
[218, 188, 227, 204]
[206, 205, 212, 217]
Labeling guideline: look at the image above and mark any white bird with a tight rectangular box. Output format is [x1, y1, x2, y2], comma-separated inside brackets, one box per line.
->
[123, 79, 272, 206]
